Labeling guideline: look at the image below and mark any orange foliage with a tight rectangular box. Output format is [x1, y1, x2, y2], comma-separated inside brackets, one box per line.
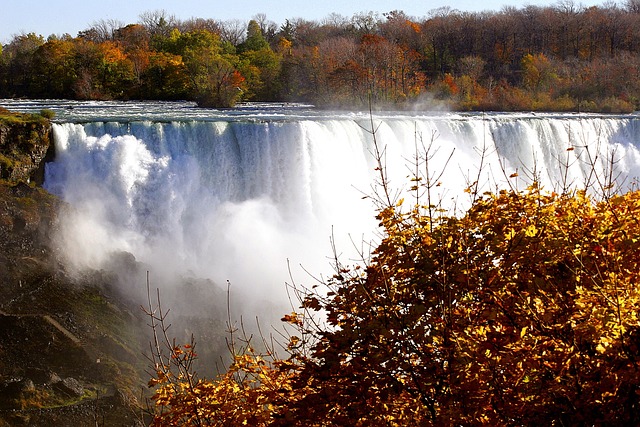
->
[100, 41, 128, 63]
[150, 345, 296, 426]
[406, 20, 421, 34]
[149, 180, 640, 425]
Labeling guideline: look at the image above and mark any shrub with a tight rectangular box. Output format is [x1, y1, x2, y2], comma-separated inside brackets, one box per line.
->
[38, 109, 55, 120]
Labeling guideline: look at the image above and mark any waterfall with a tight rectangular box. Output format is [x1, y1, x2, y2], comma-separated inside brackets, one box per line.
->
[44, 113, 640, 309]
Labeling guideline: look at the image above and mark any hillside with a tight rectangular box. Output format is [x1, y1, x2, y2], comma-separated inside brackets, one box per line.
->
[0, 110, 148, 426]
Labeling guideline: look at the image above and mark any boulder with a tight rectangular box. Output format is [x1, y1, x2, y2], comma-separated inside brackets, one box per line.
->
[53, 377, 84, 397]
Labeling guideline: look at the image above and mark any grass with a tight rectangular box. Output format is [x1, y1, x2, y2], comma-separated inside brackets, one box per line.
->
[0, 107, 54, 126]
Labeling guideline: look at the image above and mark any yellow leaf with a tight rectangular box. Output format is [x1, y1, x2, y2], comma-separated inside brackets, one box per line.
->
[524, 224, 537, 237]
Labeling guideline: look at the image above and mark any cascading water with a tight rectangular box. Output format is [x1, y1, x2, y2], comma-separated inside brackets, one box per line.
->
[45, 119, 381, 306]
[4, 100, 640, 318]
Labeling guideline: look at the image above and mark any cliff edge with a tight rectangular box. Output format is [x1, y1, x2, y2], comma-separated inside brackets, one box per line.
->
[0, 108, 53, 185]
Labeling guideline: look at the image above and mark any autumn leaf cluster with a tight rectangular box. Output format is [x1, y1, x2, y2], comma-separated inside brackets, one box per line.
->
[148, 183, 640, 425]
[149, 344, 295, 426]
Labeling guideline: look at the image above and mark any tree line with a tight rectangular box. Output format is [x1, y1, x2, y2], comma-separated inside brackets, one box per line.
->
[2, 2, 640, 111]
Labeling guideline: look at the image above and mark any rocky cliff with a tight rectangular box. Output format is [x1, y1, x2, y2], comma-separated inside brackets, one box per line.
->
[0, 108, 148, 426]
[0, 108, 53, 184]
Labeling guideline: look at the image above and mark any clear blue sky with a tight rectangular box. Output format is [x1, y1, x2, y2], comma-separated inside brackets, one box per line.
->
[1, 0, 611, 44]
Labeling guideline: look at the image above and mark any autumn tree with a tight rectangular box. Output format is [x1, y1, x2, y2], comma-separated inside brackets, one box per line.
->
[95, 40, 136, 98]
[148, 119, 640, 426]
[114, 24, 151, 53]
[165, 29, 245, 107]
[114, 24, 152, 89]
[237, 20, 282, 100]
[321, 37, 365, 103]
[140, 51, 188, 100]
[0, 33, 45, 97]
[421, 8, 458, 80]
[63, 34, 137, 100]
[30, 37, 77, 98]
[521, 52, 558, 93]
[454, 56, 489, 110]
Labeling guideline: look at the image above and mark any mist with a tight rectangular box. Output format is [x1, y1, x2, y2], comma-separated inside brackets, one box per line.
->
[44, 119, 382, 333]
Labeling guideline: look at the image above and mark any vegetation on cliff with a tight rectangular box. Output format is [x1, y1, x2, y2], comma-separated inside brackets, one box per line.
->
[2, 3, 640, 110]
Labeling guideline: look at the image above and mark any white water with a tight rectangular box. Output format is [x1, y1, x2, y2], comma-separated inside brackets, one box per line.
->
[5, 100, 640, 315]
[46, 119, 380, 306]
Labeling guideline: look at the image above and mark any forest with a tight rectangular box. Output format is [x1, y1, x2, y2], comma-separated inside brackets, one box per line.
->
[2, 2, 640, 111]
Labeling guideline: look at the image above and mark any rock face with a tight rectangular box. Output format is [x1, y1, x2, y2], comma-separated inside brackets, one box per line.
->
[0, 181, 152, 425]
[0, 109, 150, 425]
[0, 109, 53, 184]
